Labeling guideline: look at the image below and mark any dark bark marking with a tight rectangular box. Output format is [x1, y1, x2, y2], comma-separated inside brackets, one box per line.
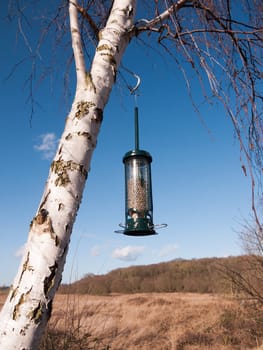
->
[91, 108, 103, 123]
[39, 190, 51, 211]
[44, 262, 58, 296]
[75, 100, 95, 119]
[13, 288, 32, 321]
[28, 302, 43, 324]
[35, 209, 49, 225]
[51, 159, 88, 186]
[58, 202, 64, 212]
[65, 133, 72, 140]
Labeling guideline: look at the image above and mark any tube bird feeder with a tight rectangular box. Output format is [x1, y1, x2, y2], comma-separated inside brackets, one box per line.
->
[116, 106, 166, 236]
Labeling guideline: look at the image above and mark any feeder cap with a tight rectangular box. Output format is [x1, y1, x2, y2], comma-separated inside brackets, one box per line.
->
[123, 149, 152, 163]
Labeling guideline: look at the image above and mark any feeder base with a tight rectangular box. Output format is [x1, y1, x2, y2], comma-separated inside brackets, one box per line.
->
[123, 229, 157, 236]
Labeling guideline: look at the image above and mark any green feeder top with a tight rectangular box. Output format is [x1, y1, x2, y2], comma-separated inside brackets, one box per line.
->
[123, 149, 152, 163]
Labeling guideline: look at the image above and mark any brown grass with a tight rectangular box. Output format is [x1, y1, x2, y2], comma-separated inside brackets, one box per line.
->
[1, 292, 263, 349]
[41, 293, 263, 349]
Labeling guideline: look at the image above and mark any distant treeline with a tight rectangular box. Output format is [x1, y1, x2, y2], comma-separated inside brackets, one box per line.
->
[59, 255, 261, 295]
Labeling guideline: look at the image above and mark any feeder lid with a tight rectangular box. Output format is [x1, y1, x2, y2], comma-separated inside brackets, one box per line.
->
[123, 149, 152, 163]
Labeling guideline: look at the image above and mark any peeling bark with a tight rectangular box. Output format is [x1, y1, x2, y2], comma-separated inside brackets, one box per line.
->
[0, 0, 136, 348]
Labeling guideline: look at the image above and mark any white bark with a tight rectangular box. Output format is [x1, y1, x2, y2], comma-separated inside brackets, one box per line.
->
[0, 0, 136, 348]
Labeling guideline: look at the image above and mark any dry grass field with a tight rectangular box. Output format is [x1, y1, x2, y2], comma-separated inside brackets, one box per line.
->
[1, 292, 263, 349]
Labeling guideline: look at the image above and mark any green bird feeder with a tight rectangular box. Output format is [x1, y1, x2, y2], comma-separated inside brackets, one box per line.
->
[116, 105, 167, 236]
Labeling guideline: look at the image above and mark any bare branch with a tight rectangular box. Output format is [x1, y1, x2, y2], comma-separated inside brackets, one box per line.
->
[135, 0, 191, 32]
[74, 2, 99, 40]
[133, 1, 263, 225]
[69, 0, 87, 87]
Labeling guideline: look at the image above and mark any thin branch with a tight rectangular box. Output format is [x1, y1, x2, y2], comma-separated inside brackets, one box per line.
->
[172, 28, 263, 37]
[135, 0, 191, 32]
[17, 16, 33, 54]
[74, 2, 99, 40]
[69, 0, 87, 87]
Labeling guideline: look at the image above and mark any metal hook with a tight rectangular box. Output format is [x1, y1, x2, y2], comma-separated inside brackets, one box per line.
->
[120, 64, 141, 95]
[130, 73, 141, 95]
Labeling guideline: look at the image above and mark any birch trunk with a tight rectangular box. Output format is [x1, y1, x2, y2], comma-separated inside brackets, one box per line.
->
[0, 0, 136, 348]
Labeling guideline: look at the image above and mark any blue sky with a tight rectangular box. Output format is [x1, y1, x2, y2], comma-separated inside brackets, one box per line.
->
[0, 4, 252, 286]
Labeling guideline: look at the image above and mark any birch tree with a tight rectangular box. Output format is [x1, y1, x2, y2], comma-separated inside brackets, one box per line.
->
[1, 0, 262, 348]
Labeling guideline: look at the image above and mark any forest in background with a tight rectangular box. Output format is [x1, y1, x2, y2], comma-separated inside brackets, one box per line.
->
[59, 255, 262, 296]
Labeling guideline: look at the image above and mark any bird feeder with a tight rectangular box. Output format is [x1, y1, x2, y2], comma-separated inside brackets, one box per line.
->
[116, 106, 166, 236]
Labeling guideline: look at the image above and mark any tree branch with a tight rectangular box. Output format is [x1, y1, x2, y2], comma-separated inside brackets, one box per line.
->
[69, 0, 87, 87]
[74, 2, 99, 40]
[135, 0, 191, 33]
